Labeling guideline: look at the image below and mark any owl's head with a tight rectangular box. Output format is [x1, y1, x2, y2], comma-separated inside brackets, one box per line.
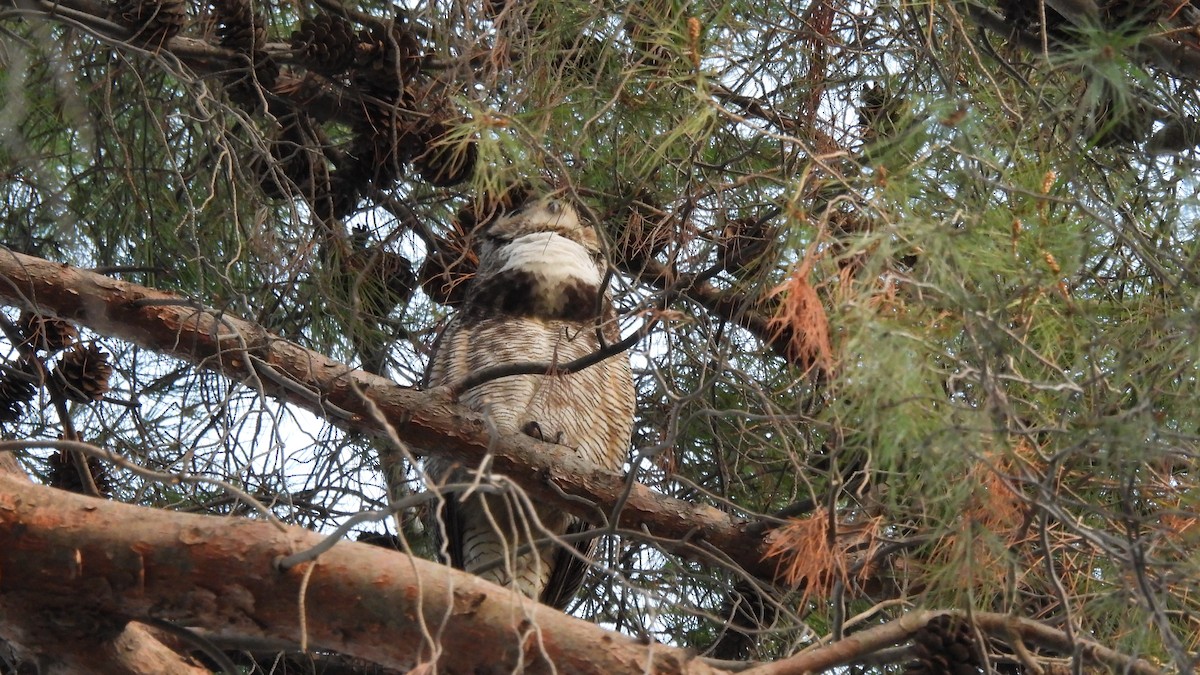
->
[484, 198, 600, 254]
[467, 196, 608, 321]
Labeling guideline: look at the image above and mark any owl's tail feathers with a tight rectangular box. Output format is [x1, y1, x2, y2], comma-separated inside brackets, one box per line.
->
[458, 506, 596, 610]
[538, 518, 596, 610]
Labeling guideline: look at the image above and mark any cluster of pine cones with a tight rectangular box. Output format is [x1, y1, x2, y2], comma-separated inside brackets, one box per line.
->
[0, 313, 115, 497]
[0, 312, 113, 424]
[111, 0, 477, 223]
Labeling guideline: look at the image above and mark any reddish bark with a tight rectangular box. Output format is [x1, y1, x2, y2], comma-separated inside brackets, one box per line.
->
[0, 473, 720, 674]
[0, 451, 210, 673]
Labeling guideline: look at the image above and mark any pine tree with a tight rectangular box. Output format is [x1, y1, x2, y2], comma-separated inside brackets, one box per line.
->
[0, 0, 1196, 671]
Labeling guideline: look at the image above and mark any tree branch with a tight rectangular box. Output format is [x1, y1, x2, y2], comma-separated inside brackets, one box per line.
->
[0, 442, 211, 673]
[0, 248, 780, 581]
[739, 610, 1161, 675]
[0, 472, 723, 674]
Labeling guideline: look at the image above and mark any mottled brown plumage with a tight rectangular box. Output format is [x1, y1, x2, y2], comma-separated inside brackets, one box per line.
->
[425, 197, 635, 608]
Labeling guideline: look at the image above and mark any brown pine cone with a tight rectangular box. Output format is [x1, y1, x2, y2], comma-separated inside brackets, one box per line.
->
[413, 121, 478, 187]
[0, 371, 36, 423]
[344, 109, 425, 191]
[717, 216, 776, 273]
[19, 312, 78, 352]
[324, 169, 367, 219]
[53, 344, 113, 403]
[291, 13, 358, 78]
[611, 190, 670, 268]
[419, 224, 478, 308]
[342, 234, 417, 320]
[47, 450, 113, 497]
[213, 0, 278, 106]
[905, 615, 983, 675]
[213, 0, 264, 51]
[354, 19, 423, 98]
[114, 0, 187, 47]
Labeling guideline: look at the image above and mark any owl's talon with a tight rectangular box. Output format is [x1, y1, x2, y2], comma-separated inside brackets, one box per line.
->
[521, 420, 544, 440]
[522, 420, 567, 445]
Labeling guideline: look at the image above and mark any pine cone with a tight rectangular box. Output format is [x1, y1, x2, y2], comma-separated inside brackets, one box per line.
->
[354, 19, 423, 98]
[213, 0, 278, 107]
[345, 111, 424, 190]
[413, 122, 478, 187]
[291, 14, 358, 78]
[343, 241, 417, 319]
[323, 170, 366, 219]
[213, 0, 264, 51]
[47, 450, 113, 497]
[717, 216, 775, 273]
[19, 312, 78, 352]
[114, 0, 187, 47]
[53, 344, 113, 403]
[612, 190, 670, 267]
[905, 615, 983, 675]
[0, 371, 36, 423]
[256, 114, 331, 201]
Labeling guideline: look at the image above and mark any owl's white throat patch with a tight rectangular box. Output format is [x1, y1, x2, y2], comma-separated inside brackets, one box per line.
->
[496, 232, 602, 287]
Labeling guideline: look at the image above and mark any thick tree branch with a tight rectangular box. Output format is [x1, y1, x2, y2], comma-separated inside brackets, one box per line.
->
[0, 441, 211, 674]
[0, 472, 722, 674]
[0, 248, 779, 581]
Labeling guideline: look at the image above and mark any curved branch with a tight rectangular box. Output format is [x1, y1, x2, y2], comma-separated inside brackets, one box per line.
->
[452, 316, 655, 394]
[0, 248, 781, 581]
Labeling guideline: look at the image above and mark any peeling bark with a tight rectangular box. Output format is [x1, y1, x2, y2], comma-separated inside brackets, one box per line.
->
[0, 473, 720, 674]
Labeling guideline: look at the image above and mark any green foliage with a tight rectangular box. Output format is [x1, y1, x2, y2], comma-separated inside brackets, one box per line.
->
[3, 0, 1200, 669]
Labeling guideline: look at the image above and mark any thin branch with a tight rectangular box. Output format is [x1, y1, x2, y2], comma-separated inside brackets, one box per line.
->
[739, 610, 1161, 675]
[452, 317, 655, 394]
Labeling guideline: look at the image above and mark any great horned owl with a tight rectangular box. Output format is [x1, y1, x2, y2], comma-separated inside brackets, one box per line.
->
[425, 197, 635, 608]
